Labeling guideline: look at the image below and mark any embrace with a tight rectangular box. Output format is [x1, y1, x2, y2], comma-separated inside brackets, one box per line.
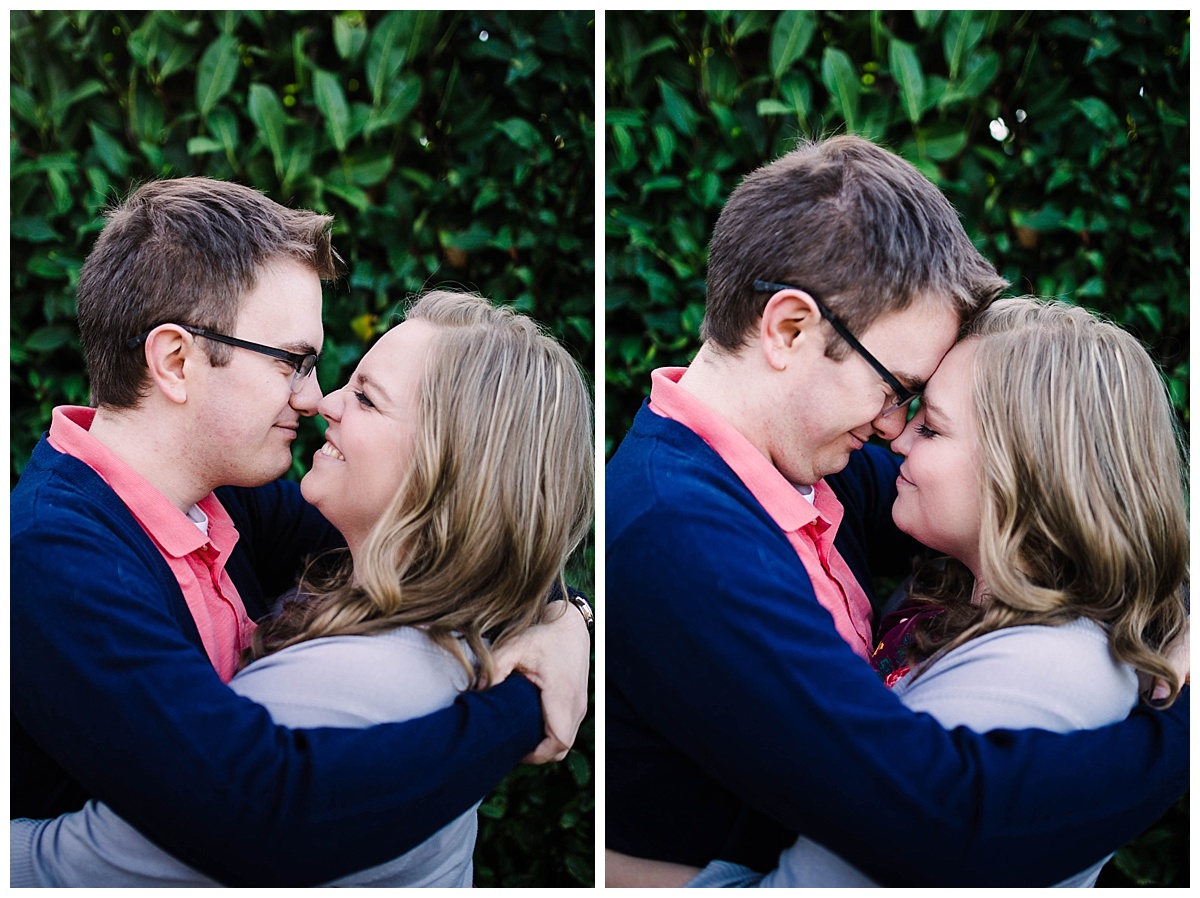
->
[606, 136, 1189, 886]
[11, 179, 594, 886]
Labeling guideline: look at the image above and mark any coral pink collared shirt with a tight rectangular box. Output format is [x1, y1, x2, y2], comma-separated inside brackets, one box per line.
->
[648, 367, 874, 660]
[48, 406, 256, 682]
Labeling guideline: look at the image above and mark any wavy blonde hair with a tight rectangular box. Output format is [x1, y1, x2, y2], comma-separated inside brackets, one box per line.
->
[908, 296, 1188, 704]
[247, 290, 594, 685]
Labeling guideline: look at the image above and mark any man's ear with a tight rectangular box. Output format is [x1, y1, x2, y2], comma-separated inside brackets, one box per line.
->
[140, 325, 197, 405]
[758, 289, 822, 371]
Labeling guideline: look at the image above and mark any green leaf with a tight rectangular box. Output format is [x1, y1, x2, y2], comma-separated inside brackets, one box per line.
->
[1084, 30, 1122, 65]
[496, 117, 543, 151]
[769, 11, 816, 81]
[196, 35, 240, 117]
[313, 68, 351, 153]
[365, 11, 410, 107]
[944, 10, 986, 82]
[158, 33, 197, 81]
[779, 74, 812, 130]
[247, 83, 287, 178]
[1136, 302, 1164, 332]
[346, 152, 394, 187]
[50, 80, 106, 120]
[321, 180, 371, 212]
[186, 136, 223, 155]
[206, 107, 239, 156]
[11, 218, 60, 242]
[87, 122, 131, 176]
[658, 79, 698, 136]
[10, 85, 40, 128]
[915, 10, 945, 30]
[366, 73, 421, 136]
[950, 50, 999, 102]
[889, 39, 925, 124]
[821, 48, 859, 133]
[1072, 97, 1119, 132]
[565, 750, 591, 787]
[333, 12, 367, 61]
[24, 325, 73, 352]
[914, 127, 968, 161]
[640, 175, 682, 195]
[756, 98, 793, 116]
[731, 10, 773, 41]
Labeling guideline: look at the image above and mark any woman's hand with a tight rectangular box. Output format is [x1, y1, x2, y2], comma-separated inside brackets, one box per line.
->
[490, 599, 592, 763]
[1149, 617, 1189, 703]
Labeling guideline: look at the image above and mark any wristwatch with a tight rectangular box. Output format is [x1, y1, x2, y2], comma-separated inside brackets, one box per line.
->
[565, 591, 594, 636]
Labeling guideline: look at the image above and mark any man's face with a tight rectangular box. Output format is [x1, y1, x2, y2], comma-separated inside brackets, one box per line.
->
[765, 298, 960, 486]
[189, 257, 324, 490]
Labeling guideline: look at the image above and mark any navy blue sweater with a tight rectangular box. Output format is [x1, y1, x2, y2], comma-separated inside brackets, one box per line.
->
[11, 436, 542, 886]
[606, 402, 1189, 886]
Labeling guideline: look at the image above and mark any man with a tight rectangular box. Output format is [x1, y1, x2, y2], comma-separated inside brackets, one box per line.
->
[606, 136, 1188, 886]
[11, 178, 592, 886]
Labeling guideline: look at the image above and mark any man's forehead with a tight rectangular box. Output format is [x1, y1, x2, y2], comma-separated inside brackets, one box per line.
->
[863, 301, 958, 379]
[234, 259, 325, 345]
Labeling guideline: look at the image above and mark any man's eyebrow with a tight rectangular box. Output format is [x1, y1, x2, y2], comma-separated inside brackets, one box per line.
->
[280, 340, 320, 356]
[894, 371, 927, 394]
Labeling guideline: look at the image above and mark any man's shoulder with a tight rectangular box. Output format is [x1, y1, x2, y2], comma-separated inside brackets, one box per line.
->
[608, 402, 770, 526]
[606, 407, 807, 611]
[12, 438, 129, 533]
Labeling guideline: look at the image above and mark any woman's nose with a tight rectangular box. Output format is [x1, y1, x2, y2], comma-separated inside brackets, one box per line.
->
[316, 385, 345, 423]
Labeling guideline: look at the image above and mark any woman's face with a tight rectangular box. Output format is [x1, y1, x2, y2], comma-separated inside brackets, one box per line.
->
[890, 338, 984, 576]
[301, 320, 437, 554]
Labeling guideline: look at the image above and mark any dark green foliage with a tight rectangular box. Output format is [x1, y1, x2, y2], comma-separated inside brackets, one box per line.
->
[11, 9, 594, 886]
[605, 10, 1189, 456]
[606, 10, 1188, 887]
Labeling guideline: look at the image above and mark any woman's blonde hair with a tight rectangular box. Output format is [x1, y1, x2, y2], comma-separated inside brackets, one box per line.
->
[909, 296, 1188, 704]
[247, 290, 594, 685]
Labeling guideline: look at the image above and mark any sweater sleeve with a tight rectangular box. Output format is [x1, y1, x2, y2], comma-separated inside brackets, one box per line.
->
[10, 630, 484, 888]
[11, 459, 542, 887]
[606, 437, 1188, 887]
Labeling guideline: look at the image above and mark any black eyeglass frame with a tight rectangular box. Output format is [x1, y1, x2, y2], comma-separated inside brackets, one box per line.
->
[127, 324, 319, 392]
[753, 279, 917, 415]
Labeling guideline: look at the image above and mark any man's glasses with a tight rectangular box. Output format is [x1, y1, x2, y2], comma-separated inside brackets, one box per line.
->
[127, 324, 318, 393]
[753, 280, 917, 417]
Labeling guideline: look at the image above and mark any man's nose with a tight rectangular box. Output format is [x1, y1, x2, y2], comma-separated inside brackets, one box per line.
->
[873, 407, 908, 441]
[290, 371, 324, 416]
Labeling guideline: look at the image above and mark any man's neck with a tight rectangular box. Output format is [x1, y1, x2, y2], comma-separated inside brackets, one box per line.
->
[677, 344, 774, 464]
[88, 406, 209, 512]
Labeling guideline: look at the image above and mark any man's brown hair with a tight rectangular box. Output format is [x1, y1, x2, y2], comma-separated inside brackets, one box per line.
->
[702, 136, 1008, 356]
[77, 177, 340, 408]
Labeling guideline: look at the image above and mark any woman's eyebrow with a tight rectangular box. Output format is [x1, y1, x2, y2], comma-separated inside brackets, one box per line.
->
[356, 371, 396, 406]
[919, 394, 956, 430]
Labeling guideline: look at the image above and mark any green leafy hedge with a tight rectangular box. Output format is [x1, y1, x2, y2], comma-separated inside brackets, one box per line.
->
[11, 9, 594, 886]
[606, 10, 1189, 455]
[606, 10, 1188, 888]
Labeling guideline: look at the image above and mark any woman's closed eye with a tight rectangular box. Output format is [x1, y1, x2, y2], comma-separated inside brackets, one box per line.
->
[353, 389, 375, 409]
[915, 421, 939, 438]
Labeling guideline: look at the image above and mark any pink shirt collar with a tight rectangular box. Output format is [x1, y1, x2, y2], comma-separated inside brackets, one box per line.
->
[648, 367, 844, 535]
[47, 406, 236, 558]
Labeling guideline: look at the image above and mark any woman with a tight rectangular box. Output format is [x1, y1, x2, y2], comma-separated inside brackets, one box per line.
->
[618, 296, 1188, 887]
[12, 290, 594, 887]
